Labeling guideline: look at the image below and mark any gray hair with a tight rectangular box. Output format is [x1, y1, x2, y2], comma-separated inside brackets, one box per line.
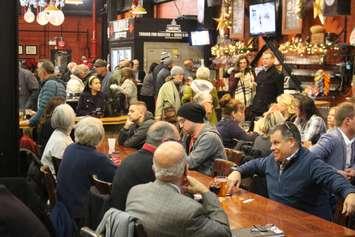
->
[153, 158, 186, 179]
[269, 122, 301, 147]
[51, 104, 76, 134]
[72, 64, 89, 77]
[145, 121, 179, 147]
[153, 141, 186, 179]
[67, 62, 77, 73]
[170, 66, 184, 76]
[75, 116, 105, 147]
[40, 60, 55, 74]
[196, 66, 210, 80]
[193, 91, 212, 105]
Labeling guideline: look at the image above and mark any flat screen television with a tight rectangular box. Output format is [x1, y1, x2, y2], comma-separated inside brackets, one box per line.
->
[249, 1, 277, 36]
[190, 31, 210, 46]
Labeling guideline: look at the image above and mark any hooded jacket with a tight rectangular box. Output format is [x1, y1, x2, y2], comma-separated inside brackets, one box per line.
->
[182, 124, 227, 176]
[118, 111, 155, 149]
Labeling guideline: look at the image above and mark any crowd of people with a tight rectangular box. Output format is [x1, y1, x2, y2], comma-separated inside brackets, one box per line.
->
[14, 50, 355, 237]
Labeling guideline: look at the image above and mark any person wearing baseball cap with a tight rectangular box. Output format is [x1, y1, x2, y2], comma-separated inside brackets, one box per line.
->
[177, 102, 227, 176]
[153, 52, 173, 96]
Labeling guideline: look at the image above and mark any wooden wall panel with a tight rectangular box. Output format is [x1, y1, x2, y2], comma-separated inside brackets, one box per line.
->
[18, 15, 103, 63]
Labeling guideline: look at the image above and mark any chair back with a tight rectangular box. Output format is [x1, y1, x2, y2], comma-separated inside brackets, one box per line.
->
[213, 159, 235, 177]
[52, 157, 62, 175]
[92, 175, 112, 195]
[41, 166, 56, 208]
[224, 148, 244, 165]
[18, 148, 41, 177]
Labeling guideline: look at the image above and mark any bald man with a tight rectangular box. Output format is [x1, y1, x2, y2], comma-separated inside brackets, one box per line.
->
[183, 59, 195, 80]
[118, 101, 155, 149]
[126, 141, 231, 237]
[111, 121, 180, 210]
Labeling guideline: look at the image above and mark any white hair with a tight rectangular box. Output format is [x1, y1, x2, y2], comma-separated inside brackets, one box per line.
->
[74, 116, 105, 147]
[67, 62, 77, 73]
[51, 104, 76, 134]
[153, 158, 186, 179]
[193, 91, 212, 105]
[196, 66, 210, 80]
[72, 64, 89, 77]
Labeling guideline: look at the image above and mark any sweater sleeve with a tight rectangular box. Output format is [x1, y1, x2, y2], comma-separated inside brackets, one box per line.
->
[186, 133, 221, 169]
[310, 158, 355, 198]
[29, 80, 57, 126]
[236, 157, 268, 178]
[91, 154, 116, 182]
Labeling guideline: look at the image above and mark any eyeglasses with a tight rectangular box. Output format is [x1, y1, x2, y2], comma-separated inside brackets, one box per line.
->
[178, 118, 185, 125]
[284, 122, 298, 140]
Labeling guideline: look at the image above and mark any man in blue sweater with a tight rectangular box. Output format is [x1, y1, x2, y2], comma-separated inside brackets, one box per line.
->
[227, 122, 355, 220]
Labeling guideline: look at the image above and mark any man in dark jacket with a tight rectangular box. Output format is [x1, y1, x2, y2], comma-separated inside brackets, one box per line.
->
[19, 66, 39, 110]
[118, 101, 155, 149]
[111, 121, 180, 210]
[227, 122, 355, 220]
[250, 51, 284, 119]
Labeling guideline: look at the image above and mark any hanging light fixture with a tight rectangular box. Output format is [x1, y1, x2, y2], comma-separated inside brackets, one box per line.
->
[20, 0, 65, 26]
[24, 8, 35, 23]
[65, 0, 83, 4]
[45, 1, 65, 26]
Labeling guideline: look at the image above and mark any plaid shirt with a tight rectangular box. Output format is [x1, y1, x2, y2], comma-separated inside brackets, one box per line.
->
[295, 115, 326, 142]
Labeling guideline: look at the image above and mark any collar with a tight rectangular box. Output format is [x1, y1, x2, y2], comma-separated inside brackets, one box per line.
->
[142, 143, 156, 153]
[167, 183, 181, 193]
[279, 148, 299, 168]
[338, 128, 355, 146]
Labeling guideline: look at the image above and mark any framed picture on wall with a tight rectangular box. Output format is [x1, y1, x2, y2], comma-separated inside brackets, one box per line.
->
[25, 45, 37, 55]
[282, 0, 302, 35]
[18, 45, 23, 55]
[231, 0, 245, 39]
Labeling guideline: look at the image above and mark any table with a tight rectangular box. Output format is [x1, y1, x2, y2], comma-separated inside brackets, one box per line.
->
[19, 115, 128, 129]
[96, 137, 136, 160]
[189, 171, 355, 237]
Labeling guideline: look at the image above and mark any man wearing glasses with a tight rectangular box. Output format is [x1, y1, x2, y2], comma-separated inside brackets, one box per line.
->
[227, 122, 355, 220]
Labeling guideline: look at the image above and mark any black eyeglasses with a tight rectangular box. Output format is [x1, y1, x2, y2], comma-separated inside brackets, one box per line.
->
[284, 122, 299, 141]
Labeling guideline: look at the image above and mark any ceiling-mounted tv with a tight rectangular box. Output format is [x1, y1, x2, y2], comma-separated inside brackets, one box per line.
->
[249, 1, 277, 36]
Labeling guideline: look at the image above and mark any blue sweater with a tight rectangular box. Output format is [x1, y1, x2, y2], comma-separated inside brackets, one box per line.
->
[236, 147, 355, 220]
[57, 143, 116, 218]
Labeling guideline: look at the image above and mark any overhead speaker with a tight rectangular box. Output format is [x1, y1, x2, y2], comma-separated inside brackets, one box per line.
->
[324, 0, 351, 16]
[207, 0, 222, 7]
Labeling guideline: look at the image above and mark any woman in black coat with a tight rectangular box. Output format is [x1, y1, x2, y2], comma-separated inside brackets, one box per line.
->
[76, 75, 105, 117]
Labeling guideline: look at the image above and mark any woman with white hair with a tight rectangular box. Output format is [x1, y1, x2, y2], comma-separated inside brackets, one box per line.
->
[56, 116, 116, 223]
[41, 104, 76, 174]
[183, 66, 219, 125]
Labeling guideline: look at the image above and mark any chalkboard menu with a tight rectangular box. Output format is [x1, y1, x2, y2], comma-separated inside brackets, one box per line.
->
[231, 0, 244, 39]
[282, 0, 302, 35]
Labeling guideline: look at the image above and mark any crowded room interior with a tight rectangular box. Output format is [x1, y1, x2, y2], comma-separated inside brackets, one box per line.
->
[1, 0, 355, 236]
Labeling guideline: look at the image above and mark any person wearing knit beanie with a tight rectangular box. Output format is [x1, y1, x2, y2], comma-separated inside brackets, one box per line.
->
[160, 52, 172, 66]
[178, 103, 227, 176]
[177, 102, 206, 124]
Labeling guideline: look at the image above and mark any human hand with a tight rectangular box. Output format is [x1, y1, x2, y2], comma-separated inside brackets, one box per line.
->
[344, 168, 355, 179]
[124, 118, 134, 129]
[186, 176, 209, 194]
[342, 193, 355, 216]
[226, 171, 241, 194]
[338, 170, 349, 179]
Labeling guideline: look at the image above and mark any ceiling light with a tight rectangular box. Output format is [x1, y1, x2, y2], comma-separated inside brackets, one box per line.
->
[65, 0, 84, 5]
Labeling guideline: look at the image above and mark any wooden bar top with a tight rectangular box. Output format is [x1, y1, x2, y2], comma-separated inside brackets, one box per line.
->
[189, 171, 355, 237]
[19, 115, 128, 129]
